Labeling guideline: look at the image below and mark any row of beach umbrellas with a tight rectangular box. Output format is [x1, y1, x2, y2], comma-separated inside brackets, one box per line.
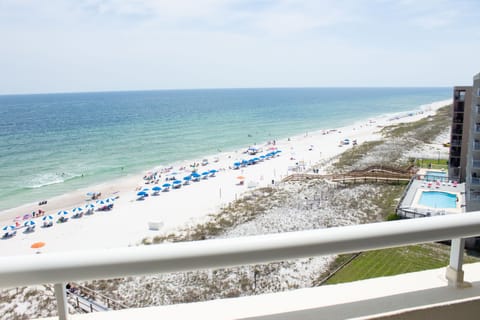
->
[137, 169, 218, 198]
[2, 197, 117, 238]
[233, 150, 282, 169]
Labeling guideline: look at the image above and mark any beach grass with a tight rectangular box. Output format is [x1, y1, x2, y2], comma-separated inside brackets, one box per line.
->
[380, 105, 451, 143]
[324, 243, 480, 285]
[331, 140, 384, 171]
[147, 187, 289, 244]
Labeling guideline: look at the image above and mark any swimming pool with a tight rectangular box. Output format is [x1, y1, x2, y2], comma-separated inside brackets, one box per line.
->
[418, 191, 457, 209]
[425, 170, 447, 182]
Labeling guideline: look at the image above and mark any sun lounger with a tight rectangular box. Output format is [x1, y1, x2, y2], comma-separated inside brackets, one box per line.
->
[2, 231, 16, 239]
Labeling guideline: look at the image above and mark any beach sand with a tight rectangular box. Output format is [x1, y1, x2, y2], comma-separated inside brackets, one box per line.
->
[0, 99, 451, 256]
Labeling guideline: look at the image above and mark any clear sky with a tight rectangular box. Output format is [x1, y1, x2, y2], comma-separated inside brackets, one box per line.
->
[1, 0, 480, 94]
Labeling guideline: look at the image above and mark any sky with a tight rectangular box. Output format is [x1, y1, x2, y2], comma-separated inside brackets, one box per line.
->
[1, 0, 480, 94]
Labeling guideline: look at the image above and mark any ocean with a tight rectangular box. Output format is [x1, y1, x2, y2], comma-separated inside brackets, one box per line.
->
[0, 88, 450, 211]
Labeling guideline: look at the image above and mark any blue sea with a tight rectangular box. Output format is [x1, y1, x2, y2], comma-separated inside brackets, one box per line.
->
[0, 88, 450, 211]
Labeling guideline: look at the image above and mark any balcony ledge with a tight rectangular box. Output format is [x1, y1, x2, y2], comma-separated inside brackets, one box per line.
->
[41, 262, 480, 320]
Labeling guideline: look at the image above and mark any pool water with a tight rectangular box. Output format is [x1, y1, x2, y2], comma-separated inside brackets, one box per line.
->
[425, 170, 447, 182]
[418, 191, 457, 209]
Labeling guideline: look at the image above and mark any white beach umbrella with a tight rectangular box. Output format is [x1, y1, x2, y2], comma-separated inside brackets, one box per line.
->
[2, 225, 16, 234]
[42, 215, 54, 222]
[72, 207, 84, 214]
[23, 220, 36, 227]
[57, 210, 70, 217]
[85, 203, 96, 210]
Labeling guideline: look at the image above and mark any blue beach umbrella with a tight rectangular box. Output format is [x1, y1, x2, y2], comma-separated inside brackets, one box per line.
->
[162, 183, 171, 188]
[152, 186, 162, 192]
[209, 169, 218, 174]
[173, 180, 182, 184]
[41, 215, 54, 227]
[72, 207, 84, 214]
[42, 215, 54, 222]
[191, 172, 201, 181]
[137, 191, 148, 197]
[24, 220, 36, 227]
[2, 225, 15, 233]
[57, 210, 70, 216]
[183, 176, 192, 181]
[85, 203, 96, 210]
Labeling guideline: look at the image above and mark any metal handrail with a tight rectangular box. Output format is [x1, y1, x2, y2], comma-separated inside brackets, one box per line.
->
[1, 213, 480, 319]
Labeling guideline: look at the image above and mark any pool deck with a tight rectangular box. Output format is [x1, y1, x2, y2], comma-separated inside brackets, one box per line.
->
[398, 174, 465, 218]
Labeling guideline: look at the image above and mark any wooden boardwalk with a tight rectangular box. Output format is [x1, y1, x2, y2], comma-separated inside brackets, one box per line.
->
[66, 282, 129, 314]
[283, 165, 414, 185]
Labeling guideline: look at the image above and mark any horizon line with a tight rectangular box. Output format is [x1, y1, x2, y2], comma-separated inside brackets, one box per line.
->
[0, 85, 452, 97]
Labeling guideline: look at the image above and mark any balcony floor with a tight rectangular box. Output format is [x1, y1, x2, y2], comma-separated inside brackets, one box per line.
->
[41, 262, 480, 320]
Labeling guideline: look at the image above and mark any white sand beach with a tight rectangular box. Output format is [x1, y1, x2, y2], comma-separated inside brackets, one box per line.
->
[0, 99, 451, 256]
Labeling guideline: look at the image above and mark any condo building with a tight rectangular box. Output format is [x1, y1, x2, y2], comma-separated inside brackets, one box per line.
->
[448, 86, 472, 182]
[465, 72, 480, 211]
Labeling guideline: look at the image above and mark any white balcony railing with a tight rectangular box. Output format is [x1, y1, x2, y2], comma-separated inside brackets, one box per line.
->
[1, 213, 480, 320]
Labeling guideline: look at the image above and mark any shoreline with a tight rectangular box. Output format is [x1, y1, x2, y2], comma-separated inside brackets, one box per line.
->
[0, 99, 451, 256]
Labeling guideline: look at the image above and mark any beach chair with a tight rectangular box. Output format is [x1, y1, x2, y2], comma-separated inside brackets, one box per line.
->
[453, 181, 458, 187]
[3, 230, 16, 238]
[58, 217, 68, 223]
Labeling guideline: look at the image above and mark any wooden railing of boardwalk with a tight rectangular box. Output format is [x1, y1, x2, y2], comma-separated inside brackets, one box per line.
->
[66, 282, 129, 313]
[282, 165, 415, 184]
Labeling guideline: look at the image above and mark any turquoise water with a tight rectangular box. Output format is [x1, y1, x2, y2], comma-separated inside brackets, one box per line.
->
[419, 191, 457, 209]
[0, 88, 450, 210]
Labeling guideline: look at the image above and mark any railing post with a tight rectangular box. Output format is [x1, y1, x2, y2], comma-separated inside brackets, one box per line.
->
[54, 283, 69, 320]
[445, 238, 471, 288]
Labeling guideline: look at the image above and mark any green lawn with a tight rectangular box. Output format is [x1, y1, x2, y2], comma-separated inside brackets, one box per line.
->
[415, 158, 448, 170]
[325, 243, 480, 285]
